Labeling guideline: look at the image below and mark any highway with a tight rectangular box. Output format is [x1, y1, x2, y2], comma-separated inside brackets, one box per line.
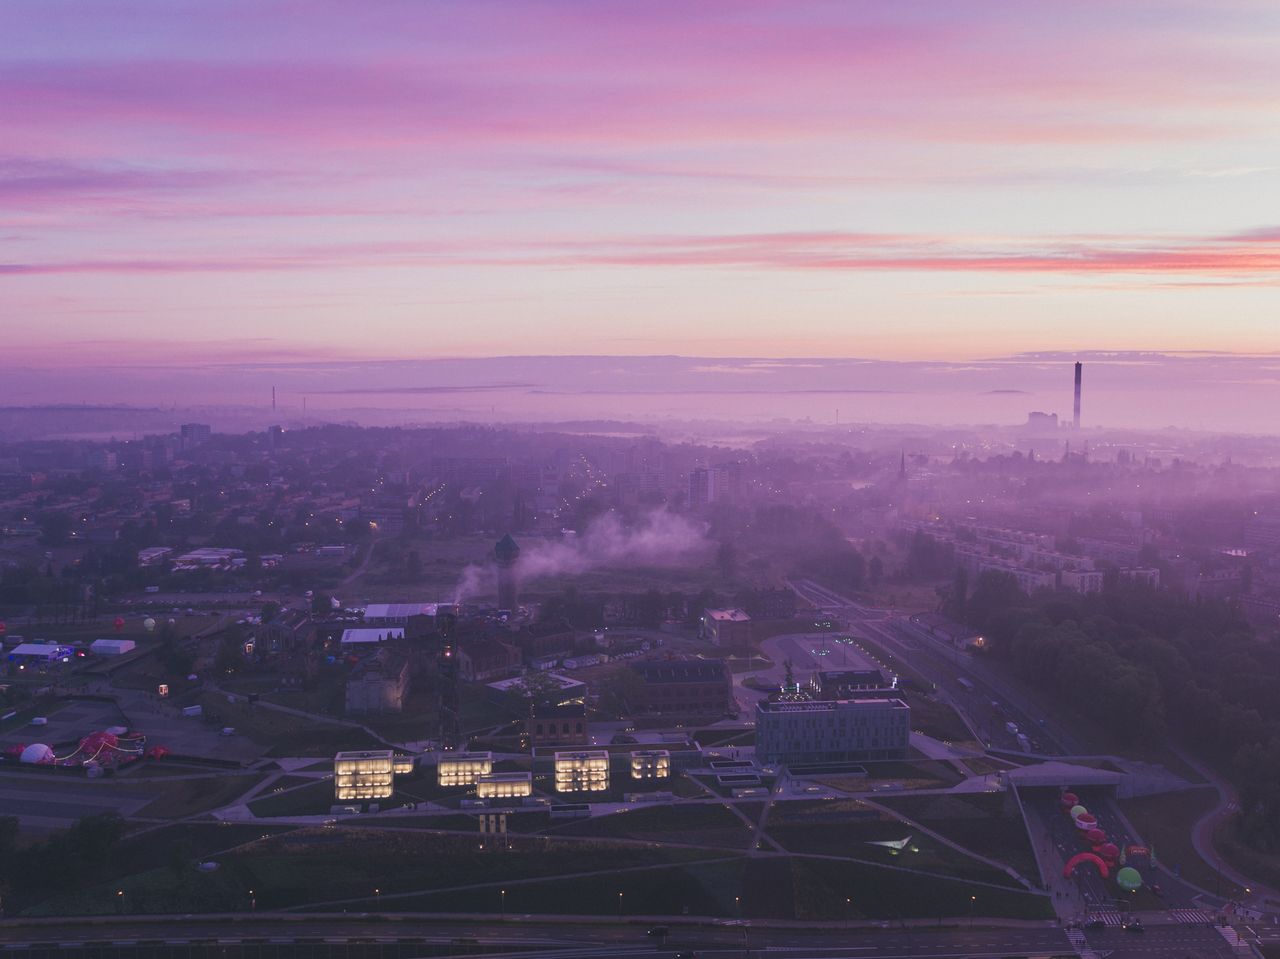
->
[0, 913, 1247, 958]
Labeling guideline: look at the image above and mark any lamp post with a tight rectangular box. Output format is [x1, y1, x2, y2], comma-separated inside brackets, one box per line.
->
[249, 888, 256, 911]
[116, 889, 125, 914]
[618, 891, 624, 919]
[969, 895, 976, 928]
[846, 897, 852, 929]
[374, 887, 381, 908]
[501, 888, 506, 919]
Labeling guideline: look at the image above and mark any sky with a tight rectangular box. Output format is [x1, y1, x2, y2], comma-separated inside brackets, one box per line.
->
[2, 0, 1280, 373]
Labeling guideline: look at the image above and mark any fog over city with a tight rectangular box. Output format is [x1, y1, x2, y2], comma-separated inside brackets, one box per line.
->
[5, 1, 1280, 956]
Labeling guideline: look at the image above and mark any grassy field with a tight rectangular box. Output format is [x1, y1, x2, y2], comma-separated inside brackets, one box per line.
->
[548, 802, 755, 849]
[134, 772, 268, 818]
[813, 759, 964, 793]
[246, 778, 337, 817]
[1117, 787, 1243, 897]
[876, 792, 1040, 880]
[902, 690, 975, 744]
[195, 693, 385, 756]
[1213, 818, 1280, 895]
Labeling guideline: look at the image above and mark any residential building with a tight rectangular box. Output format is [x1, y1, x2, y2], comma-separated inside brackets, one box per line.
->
[701, 608, 752, 651]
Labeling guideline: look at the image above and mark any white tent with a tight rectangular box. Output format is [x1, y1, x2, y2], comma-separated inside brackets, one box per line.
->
[19, 743, 54, 764]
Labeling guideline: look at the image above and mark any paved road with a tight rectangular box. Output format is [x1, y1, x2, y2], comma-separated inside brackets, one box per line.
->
[0, 912, 1246, 958]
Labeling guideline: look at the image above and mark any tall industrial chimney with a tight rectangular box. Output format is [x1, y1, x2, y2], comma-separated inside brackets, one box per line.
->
[1072, 361, 1082, 430]
[494, 533, 521, 613]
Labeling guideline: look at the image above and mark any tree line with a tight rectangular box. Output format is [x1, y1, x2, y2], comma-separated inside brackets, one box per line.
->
[957, 569, 1280, 852]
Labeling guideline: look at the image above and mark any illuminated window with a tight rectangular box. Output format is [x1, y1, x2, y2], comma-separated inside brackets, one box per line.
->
[554, 750, 610, 793]
[438, 752, 493, 787]
[629, 749, 671, 780]
[334, 750, 395, 801]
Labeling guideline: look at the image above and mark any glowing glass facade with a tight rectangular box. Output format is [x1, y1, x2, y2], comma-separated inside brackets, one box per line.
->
[554, 750, 610, 793]
[438, 751, 493, 787]
[476, 771, 533, 798]
[334, 749, 395, 801]
[629, 749, 671, 779]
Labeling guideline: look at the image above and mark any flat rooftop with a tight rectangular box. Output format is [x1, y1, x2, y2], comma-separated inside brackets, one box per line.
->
[757, 697, 908, 713]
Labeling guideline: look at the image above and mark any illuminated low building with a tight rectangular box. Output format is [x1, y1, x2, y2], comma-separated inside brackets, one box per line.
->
[476, 771, 533, 799]
[629, 749, 670, 780]
[438, 751, 493, 787]
[554, 750, 610, 793]
[334, 749, 395, 801]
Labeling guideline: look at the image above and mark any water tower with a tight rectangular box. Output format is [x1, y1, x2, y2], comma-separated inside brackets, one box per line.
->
[495, 534, 521, 611]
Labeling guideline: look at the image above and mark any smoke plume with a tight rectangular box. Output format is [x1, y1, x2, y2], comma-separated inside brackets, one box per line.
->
[453, 509, 710, 602]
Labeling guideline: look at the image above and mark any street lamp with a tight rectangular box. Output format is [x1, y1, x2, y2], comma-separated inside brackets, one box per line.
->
[249, 888, 256, 911]
[618, 891, 624, 919]
[374, 887, 381, 907]
[501, 888, 506, 919]
[969, 895, 976, 927]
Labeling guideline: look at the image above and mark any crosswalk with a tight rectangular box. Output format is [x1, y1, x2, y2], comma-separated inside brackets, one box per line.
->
[1088, 910, 1125, 926]
[1170, 907, 1213, 924]
[1066, 928, 1087, 947]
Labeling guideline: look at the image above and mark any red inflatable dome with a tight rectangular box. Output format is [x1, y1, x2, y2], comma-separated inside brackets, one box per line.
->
[1060, 792, 1079, 807]
[1086, 828, 1106, 844]
[1097, 842, 1121, 861]
[1064, 852, 1110, 880]
[1075, 812, 1098, 830]
[78, 731, 120, 757]
[113, 616, 125, 631]
[147, 745, 170, 760]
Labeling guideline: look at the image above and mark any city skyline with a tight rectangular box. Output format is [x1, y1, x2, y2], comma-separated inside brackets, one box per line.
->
[4, 0, 1280, 367]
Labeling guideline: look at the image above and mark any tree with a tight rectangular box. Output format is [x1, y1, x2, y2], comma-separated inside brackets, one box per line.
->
[36, 511, 72, 547]
[868, 556, 884, 586]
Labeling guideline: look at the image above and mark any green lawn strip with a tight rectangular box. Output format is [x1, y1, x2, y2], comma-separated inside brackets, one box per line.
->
[235, 830, 723, 910]
[767, 821, 1023, 889]
[546, 802, 754, 849]
[379, 858, 744, 918]
[27, 828, 726, 915]
[764, 798, 1023, 889]
[1213, 819, 1278, 895]
[782, 857, 1053, 920]
[1117, 787, 1242, 896]
[195, 693, 386, 756]
[875, 792, 1041, 880]
[246, 778, 339, 817]
[133, 772, 267, 818]
[901, 690, 974, 744]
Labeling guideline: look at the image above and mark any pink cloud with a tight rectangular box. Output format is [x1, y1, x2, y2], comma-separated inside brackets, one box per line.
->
[4, 230, 1279, 278]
